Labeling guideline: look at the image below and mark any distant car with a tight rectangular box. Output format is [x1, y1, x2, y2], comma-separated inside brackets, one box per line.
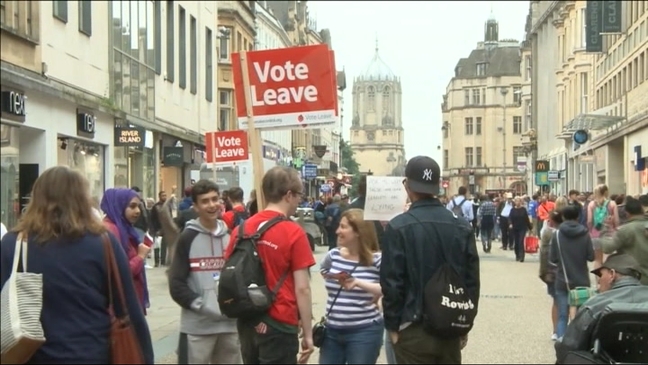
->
[291, 207, 324, 251]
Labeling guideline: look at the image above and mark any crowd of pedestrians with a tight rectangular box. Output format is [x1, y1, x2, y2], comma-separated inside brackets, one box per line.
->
[2, 159, 646, 364]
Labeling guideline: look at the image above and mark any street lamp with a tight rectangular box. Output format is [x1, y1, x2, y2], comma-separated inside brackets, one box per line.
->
[500, 87, 509, 174]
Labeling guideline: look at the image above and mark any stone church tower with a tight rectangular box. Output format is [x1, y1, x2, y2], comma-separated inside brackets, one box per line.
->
[350, 41, 406, 176]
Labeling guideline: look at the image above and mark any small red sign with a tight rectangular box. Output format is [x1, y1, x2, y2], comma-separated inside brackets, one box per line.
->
[205, 130, 249, 163]
[232, 45, 337, 130]
[442, 180, 449, 189]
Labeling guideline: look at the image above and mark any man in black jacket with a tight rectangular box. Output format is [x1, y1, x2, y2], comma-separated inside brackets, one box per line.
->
[380, 156, 481, 364]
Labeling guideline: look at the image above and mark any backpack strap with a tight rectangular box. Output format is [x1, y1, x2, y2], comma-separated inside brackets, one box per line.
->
[242, 215, 291, 296]
[457, 199, 467, 208]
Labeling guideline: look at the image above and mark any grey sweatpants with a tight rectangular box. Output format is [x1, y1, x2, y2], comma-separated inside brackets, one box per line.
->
[181, 333, 242, 364]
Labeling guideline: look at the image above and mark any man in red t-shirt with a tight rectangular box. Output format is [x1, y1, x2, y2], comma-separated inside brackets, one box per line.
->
[221, 187, 248, 231]
[225, 166, 315, 364]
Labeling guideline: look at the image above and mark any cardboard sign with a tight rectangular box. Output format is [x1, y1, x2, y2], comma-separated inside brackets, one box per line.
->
[232, 44, 338, 130]
[205, 130, 249, 163]
[364, 176, 408, 221]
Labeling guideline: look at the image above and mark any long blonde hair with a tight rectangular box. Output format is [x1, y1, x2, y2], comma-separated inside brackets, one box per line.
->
[341, 208, 379, 266]
[554, 196, 568, 211]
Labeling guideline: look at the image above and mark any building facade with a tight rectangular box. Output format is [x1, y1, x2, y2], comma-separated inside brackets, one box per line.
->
[152, 0, 217, 195]
[1, 0, 119, 229]
[350, 43, 405, 177]
[217, 0, 255, 133]
[442, 15, 526, 195]
[530, 1, 648, 196]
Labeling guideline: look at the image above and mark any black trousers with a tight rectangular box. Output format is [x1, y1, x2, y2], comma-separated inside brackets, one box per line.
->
[499, 217, 514, 249]
[154, 236, 168, 266]
[237, 319, 299, 364]
[393, 323, 461, 364]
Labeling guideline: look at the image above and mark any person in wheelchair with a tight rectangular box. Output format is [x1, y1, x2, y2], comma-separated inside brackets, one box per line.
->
[555, 253, 648, 364]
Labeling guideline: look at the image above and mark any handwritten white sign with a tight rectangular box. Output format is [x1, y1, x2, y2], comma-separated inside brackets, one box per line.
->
[364, 176, 408, 221]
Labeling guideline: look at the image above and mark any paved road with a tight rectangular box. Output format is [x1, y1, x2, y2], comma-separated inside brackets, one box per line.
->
[146, 243, 558, 364]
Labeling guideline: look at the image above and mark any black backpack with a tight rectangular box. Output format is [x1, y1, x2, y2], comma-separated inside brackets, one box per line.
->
[408, 212, 477, 339]
[218, 215, 289, 320]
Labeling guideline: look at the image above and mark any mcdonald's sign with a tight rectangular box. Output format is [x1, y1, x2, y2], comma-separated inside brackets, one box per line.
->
[535, 160, 550, 172]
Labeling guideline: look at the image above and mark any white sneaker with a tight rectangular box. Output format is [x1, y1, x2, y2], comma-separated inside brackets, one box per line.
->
[551, 333, 558, 341]
[145, 264, 153, 269]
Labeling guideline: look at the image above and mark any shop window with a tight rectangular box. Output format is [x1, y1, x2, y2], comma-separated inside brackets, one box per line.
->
[58, 139, 105, 202]
[0, 124, 20, 229]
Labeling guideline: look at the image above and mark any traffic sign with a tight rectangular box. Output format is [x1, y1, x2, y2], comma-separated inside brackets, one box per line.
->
[302, 164, 317, 179]
[535, 172, 549, 186]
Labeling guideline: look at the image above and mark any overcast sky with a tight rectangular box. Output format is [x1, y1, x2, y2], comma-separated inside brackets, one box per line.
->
[309, 1, 530, 165]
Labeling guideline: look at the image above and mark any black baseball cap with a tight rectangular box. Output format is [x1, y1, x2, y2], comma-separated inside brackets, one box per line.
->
[591, 253, 641, 278]
[405, 156, 441, 195]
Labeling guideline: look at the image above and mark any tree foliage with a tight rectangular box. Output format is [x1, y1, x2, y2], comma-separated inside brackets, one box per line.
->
[340, 138, 361, 196]
[340, 138, 360, 174]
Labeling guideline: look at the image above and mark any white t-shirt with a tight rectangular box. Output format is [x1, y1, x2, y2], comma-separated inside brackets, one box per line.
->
[0, 223, 7, 241]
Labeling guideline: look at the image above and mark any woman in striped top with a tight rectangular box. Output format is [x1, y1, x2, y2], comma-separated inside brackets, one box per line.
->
[319, 208, 383, 364]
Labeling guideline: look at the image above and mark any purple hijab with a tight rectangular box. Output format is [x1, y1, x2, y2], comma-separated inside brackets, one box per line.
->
[100, 188, 150, 309]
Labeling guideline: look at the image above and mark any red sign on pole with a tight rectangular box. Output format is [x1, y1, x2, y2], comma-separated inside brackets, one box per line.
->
[232, 44, 338, 130]
[205, 130, 249, 163]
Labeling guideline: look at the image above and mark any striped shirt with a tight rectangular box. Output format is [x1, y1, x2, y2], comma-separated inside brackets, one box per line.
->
[319, 248, 382, 329]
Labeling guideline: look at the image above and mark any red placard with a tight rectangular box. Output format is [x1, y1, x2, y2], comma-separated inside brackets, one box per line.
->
[205, 130, 249, 163]
[232, 45, 337, 130]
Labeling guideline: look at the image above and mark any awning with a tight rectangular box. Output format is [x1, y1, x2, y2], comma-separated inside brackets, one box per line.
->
[561, 104, 625, 132]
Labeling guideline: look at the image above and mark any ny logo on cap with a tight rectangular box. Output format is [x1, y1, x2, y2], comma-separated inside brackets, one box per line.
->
[422, 169, 434, 181]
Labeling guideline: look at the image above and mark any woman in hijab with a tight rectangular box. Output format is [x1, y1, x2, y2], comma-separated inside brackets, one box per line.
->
[101, 188, 152, 314]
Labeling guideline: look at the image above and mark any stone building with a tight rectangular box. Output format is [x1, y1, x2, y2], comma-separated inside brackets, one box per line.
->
[529, 1, 648, 195]
[350, 42, 405, 177]
[441, 14, 526, 195]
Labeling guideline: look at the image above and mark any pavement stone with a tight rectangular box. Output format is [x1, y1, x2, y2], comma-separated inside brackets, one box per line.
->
[148, 243, 558, 364]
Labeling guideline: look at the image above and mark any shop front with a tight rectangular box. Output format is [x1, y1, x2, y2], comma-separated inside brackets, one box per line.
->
[1, 85, 27, 229]
[160, 135, 198, 196]
[113, 120, 157, 201]
[56, 108, 109, 202]
[627, 126, 648, 195]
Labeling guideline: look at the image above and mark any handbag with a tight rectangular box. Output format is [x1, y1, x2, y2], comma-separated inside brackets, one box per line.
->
[556, 234, 597, 307]
[312, 263, 359, 348]
[102, 235, 145, 364]
[0, 233, 46, 364]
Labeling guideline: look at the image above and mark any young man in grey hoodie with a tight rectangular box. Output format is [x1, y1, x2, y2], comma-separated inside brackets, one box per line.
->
[168, 179, 242, 364]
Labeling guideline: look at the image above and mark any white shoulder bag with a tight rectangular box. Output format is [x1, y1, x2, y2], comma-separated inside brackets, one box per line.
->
[1, 233, 46, 363]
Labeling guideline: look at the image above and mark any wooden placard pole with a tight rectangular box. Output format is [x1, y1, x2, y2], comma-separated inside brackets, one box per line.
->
[211, 133, 218, 183]
[239, 51, 266, 209]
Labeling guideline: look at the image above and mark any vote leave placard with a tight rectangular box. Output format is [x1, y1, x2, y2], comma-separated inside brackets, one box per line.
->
[205, 130, 249, 164]
[232, 45, 338, 130]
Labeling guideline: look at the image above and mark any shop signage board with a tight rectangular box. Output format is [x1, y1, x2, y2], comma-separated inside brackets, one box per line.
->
[585, 1, 603, 52]
[114, 126, 145, 147]
[302, 164, 318, 180]
[76, 109, 96, 139]
[0, 89, 26, 122]
[231, 45, 338, 208]
[601, 0, 622, 33]
[232, 44, 338, 130]
[205, 130, 249, 164]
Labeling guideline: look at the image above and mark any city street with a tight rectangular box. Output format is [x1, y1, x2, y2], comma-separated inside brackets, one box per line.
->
[148, 243, 556, 364]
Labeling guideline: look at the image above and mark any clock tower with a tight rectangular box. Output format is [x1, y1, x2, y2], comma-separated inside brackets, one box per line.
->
[349, 40, 405, 176]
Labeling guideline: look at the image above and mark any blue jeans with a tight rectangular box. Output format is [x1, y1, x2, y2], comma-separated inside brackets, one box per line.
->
[555, 289, 569, 339]
[384, 330, 397, 364]
[319, 320, 384, 364]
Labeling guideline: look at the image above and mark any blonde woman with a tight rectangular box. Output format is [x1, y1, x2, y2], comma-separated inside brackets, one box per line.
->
[587, 184, 619, 269]
[319, 208, 383, 364]
[554, 196, 569, 212]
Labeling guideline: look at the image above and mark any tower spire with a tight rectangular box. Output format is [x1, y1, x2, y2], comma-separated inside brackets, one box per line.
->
[375, 33, 379, 53]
